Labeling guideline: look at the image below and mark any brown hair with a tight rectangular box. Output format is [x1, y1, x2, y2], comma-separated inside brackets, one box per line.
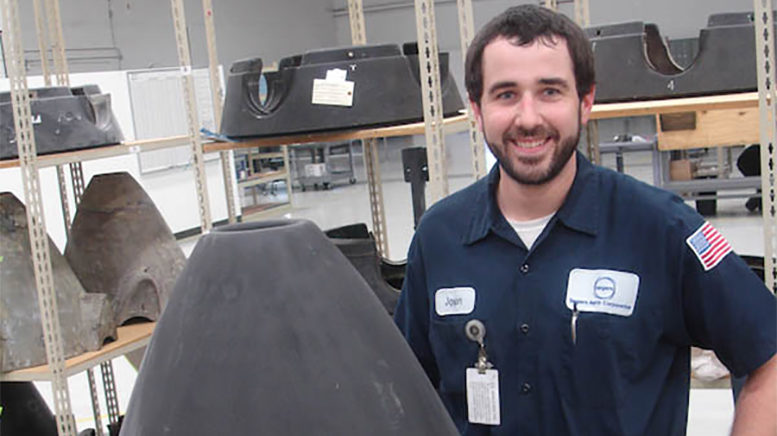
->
[465, 4, 595, 103]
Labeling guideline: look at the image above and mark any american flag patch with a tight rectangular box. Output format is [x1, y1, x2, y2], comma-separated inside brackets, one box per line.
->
[685, 222, 732, 271]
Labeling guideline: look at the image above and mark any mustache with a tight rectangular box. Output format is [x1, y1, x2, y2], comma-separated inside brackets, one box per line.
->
[504, 126, 559, 141]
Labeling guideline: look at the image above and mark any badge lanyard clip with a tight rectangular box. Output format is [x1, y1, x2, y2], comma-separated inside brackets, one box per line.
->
[465, 319, 493, 374]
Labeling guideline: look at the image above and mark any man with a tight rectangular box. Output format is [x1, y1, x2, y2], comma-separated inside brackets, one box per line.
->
[394, 5, 776, 435]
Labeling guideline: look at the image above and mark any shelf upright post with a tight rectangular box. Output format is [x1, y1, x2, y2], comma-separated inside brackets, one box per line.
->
[348, 0, 367, 45]
[575, 0, 599, 164]
[574, 0, 591, 27]
[201, 0, 237, 224]
[33, 0, 74, 241]
[363, 136, 390, 257]
[0, 1, 76, 434]
[43, 0, 86, 229]
[170, 0, 213, 233]
[44, 0, 119, 429]
[753, 0, 777, 292]
[414, 0, 449, 203]
[456, 0, 486, 180]
[348, 0, 389, 257]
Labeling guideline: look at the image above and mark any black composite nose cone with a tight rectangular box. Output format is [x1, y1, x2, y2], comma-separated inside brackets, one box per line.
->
[120, 219, 457, 436]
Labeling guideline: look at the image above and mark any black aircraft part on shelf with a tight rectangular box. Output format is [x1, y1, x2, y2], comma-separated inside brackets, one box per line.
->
[0, 382, 58, 436]
[325, 223, 405, 315]
[586, 12, 771, 103]
[0, 85, 123, 160]
[119, 219, 457, 436]
[0, 192, 116, 372]
[401, 146, 430, 229]
[64, 172, 186, 327]
[220, 42, 465, 139]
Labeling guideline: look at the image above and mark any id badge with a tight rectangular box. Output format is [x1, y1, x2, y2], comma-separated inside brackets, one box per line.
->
[466, 368, 500, 426]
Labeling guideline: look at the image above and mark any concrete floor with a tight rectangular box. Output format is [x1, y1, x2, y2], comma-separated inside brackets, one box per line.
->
[35, 133, 762, 435]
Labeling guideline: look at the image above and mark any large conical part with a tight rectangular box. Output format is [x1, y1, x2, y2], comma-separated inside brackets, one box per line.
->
[0, 193, 115, 372]
[119, 220, 457, 435]
[65, 172, 185, 326]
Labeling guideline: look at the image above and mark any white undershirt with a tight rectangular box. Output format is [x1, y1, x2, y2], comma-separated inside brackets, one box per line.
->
[507, 212, 555, 249]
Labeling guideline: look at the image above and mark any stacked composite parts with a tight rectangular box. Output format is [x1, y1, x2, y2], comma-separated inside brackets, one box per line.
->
[0, 85, 123, 160]
[219, 42, 465, 138]
[587, 12, 770, 102]
[0, 173, 184, 374]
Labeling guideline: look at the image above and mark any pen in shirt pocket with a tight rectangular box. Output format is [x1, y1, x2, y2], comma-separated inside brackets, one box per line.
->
[571, 302, 579, 345]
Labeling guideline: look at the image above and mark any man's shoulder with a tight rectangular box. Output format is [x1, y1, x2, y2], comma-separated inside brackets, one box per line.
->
[594, 164, 702, 231]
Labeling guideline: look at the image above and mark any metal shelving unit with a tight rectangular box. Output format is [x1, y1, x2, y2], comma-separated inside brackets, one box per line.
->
[0, 0, 227, 434]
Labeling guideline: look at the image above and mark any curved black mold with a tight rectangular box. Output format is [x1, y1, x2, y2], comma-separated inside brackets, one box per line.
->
[0, 85, 123, 160]
[220, 43, 465, 139]
[325, 223, 404, 315]
[586, 12, 770, 102]
[120, 219, 456, 435]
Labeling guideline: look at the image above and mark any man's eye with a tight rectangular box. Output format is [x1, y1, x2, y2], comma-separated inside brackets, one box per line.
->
[543, 88, 561, 96]
[496, 91, 515, 100]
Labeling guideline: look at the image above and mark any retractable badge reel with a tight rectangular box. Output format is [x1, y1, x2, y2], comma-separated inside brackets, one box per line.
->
[464, 319, 501, 426]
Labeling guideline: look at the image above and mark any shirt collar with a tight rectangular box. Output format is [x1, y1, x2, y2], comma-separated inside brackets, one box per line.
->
[463, 152, 600, 246]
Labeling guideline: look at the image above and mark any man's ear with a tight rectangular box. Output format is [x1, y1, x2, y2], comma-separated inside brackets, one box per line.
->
[579, 84, 596, 125]
[470, 99, 483, 131]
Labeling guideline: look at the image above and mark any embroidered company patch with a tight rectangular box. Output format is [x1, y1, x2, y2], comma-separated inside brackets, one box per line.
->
[686, 222, 732, 271]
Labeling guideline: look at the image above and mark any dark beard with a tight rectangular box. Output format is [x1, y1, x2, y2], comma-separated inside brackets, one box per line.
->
[484, 112, 581, 186]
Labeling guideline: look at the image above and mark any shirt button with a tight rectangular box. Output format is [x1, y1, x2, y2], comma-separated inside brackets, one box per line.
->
[521, 382, 532, 394]
[520, 263, 530, 274]
[520, 323, 530, 334]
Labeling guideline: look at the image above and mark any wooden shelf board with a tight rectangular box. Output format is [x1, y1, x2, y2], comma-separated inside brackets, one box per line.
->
[1, 322, 155, 382]
[0, 135, 200, 170]
[591, 92, 758, 120]
[204, 113, 470, 152]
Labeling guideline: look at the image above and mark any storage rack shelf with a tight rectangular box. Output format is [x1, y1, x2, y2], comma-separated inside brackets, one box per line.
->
[1, 323, 155, 382]
[204, 113, 470, 152]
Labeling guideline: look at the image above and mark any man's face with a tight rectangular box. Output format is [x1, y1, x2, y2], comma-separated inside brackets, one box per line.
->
[472, 36, 595, 185]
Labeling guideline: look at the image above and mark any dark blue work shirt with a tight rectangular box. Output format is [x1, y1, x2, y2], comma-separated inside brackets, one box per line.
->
[394, 153, 776, 435]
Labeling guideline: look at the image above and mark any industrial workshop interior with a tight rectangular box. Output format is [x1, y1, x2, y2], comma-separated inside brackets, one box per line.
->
[1, 0, 775, 435]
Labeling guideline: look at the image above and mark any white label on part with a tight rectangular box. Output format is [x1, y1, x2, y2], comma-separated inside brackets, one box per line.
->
[434, 287, 475, 316]
[565, 268, 639, 317]
[311, 79, 354, 107]
[466, 368, 500, 426]
[325, 68, 348, 82]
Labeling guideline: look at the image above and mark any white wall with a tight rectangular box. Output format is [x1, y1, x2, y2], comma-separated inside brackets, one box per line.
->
[0, 70, 240, 252]
[11, 1, 339, 74]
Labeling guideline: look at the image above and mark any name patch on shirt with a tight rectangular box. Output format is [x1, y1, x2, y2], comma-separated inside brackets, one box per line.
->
[566, 269, 639, 317]
[686, 222, 732, 271]
[435, 287, 476, 316]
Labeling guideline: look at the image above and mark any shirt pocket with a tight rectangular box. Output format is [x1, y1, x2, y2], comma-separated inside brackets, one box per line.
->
[561, 312, 629, 409]
[429, 315, 480, 395]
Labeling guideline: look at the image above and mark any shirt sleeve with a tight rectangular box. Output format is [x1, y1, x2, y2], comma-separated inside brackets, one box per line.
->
[394, 234, 440, 388]
[678, 216, 777, 377]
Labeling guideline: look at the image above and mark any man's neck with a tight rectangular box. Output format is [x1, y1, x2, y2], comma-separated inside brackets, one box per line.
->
[496, 154, 577, 222]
